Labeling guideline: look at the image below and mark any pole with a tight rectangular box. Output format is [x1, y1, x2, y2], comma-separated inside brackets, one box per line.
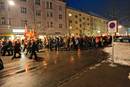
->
[112, 34, 114, 63]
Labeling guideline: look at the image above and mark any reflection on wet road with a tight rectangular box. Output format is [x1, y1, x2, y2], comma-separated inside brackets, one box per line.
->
[0, 48, 109, 87]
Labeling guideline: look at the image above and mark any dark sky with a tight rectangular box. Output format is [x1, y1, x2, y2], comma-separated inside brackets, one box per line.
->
[66, 0, 130, 26]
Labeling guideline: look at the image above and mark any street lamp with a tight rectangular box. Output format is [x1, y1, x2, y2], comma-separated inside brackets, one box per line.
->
[8, 0, 15, 6]
[118, 25, 123, 29]
[97, 30, 101, 33]
[97, 30, 101, 36]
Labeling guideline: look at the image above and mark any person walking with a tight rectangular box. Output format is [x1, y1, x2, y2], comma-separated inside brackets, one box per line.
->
[12, 40, 21, 59]
[29, 40, 38, 61]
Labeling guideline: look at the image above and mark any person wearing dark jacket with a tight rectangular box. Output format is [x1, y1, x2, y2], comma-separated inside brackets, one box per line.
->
[12, 40, 21, 59]
[2, 40, 8, 56]
[29, 41, 38, 61]
[7, 40, 13, 56]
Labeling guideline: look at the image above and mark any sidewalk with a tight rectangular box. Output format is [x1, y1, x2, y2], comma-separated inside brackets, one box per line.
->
[59, 60, 130, 87]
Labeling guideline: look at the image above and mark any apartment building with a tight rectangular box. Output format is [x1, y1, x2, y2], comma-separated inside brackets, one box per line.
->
[0, 0, 66, 38]
[66, 8, 108, 36]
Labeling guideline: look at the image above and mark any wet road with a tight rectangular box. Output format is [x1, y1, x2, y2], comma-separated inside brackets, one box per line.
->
[0, 48, 109, 87]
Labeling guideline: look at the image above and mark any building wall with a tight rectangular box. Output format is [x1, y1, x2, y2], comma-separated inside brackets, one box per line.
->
[43, 0, 66, 35]
[91, 16, 108, 36]
[66, 8, 91, 36]
[66, 8, 108, 36]
[0, 0, 66, 36]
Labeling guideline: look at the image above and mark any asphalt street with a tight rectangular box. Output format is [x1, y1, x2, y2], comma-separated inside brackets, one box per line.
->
[0, 47, 130, 87]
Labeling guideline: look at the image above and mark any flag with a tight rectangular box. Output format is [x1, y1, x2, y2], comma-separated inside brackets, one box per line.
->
[25, 24, 28, 33]
[108, 20, 118, 33]
[24, 24, 28, 37]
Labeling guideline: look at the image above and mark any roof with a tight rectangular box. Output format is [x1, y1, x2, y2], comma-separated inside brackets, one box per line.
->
[67, 6, 108, 20]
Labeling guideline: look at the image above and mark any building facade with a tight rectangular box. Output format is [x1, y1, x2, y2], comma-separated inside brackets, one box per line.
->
[66, 8, 108, 36]
[0, 0, 66, 38]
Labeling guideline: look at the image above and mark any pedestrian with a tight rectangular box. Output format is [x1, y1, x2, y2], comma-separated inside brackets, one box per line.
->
[25, 40, 31, 55]
[29, 40, 38, 61]
[12, 40, 21, 59]
[7, 40, 13, 56]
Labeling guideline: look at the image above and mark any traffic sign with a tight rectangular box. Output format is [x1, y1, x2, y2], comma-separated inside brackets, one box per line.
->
[108, 20, 117, 33]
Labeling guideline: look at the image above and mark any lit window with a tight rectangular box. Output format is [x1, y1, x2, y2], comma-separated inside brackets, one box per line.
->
[68, 13, 72, 17]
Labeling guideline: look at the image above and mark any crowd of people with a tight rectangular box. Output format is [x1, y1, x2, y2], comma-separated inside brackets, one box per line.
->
[0, 39, 42, 61]
[45, 35, 112, 51]
[0, 35, 112, 61]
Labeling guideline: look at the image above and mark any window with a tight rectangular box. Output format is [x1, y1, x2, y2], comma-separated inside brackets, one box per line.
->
[79, 19, 82, 22]
[50, 12, 53, 17]
[75, 15, 78, 18]
[46, 1, 49, 9]
[47, 22, 53, 28]
[50, 22, 53, 28]
[87, 18, 89, 21]
[1, 17, 6, 25]
[59, 14, 62, 19]
[80, 24, 82, 28]
[75, 21, 78, 24]
[0, 2, 5, 10]
[47, 12, 53, 17]
[21, 20, 27, 26]
[21, 0, 26, 1]
[46, 2, 53, 9]
[21, 7, 27, 14]
[83, 17, 85, 20]
[36, 10, 41, 16]
[47, 12, 49, 17]
[35, 0, 40, 5]
[59, 24, 62, 28]
[50, 2, 52, 9]
[69, 20, 72, 23]
[37, 22, 41, 27]
[59, 6, 62, 11]
[47, 22, 49, 28]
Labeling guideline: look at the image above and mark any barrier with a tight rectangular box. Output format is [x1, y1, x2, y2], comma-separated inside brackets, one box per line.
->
[114, 38, 130, 66]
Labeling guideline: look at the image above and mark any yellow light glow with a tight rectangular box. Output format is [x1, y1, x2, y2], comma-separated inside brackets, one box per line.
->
[13, 29, 25, 33]
[69, 26, 72, 29]
[118, 25, 123, 29]
[68, 13, 72, 17]
[8, 0, 15, 6]
[97, 30, 101, 33]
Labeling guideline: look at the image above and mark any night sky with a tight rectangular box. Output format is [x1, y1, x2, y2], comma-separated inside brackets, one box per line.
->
[66, 0, 130, 26]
